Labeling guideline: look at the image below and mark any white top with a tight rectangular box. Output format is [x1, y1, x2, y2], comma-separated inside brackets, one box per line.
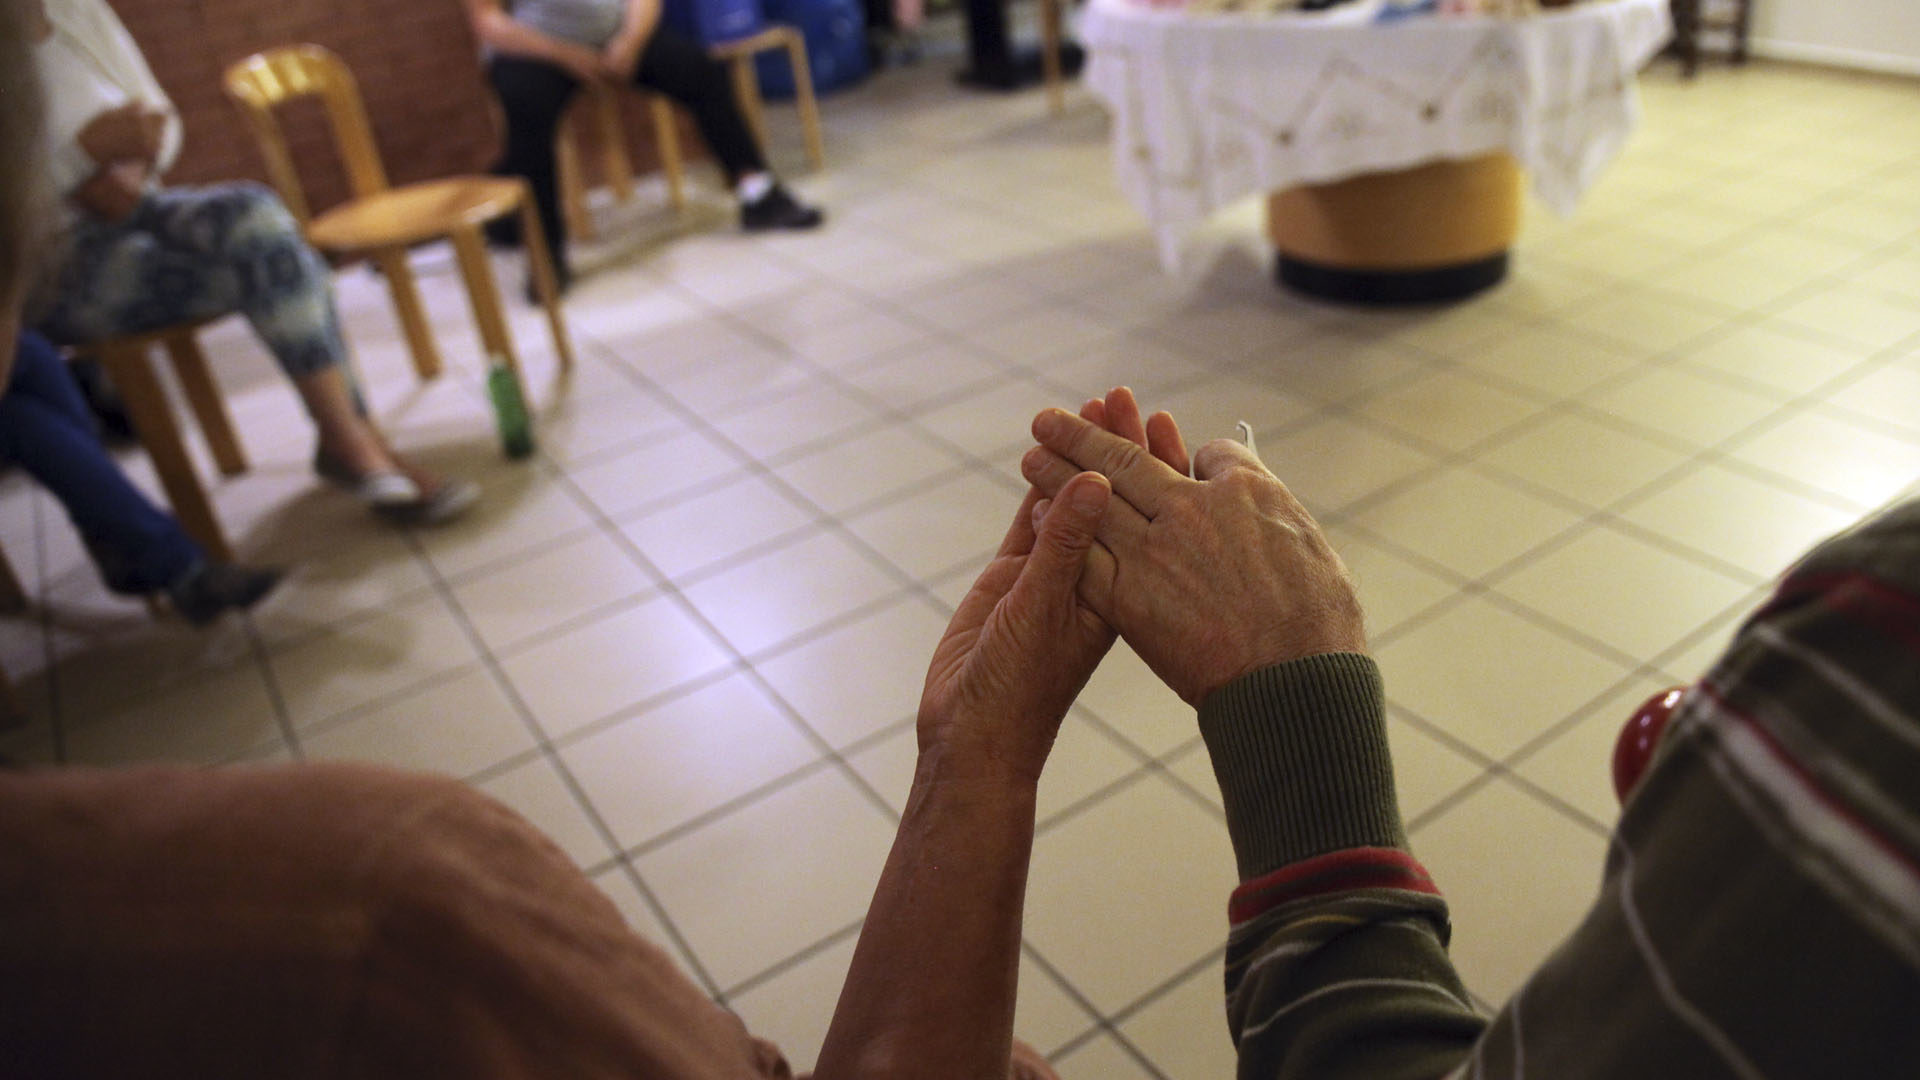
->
[35, 0, 183, 212]
[1079, 0, 1673, 268]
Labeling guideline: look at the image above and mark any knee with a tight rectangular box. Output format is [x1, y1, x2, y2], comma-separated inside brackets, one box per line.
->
[218, 182, 303, 244]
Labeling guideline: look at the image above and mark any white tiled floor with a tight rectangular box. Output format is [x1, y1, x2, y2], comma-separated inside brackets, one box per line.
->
[5, 42, 1920, 1079]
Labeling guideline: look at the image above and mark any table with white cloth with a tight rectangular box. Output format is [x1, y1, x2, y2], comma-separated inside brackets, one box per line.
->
[1081, 0, 1672, 302]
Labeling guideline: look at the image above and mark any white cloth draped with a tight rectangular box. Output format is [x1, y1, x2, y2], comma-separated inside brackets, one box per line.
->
[1079, 0, 1672, 268]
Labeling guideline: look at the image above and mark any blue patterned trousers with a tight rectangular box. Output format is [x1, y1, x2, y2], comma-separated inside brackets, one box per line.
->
[38, 182, 348, 380]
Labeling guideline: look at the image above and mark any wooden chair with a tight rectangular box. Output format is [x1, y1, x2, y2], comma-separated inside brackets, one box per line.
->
[67, 319, 248, 563]
[709, 26, 826, 170]
[558, 81, 687, 245]
[1040, 0, 1066, 116]
[223, 45, 573, 403]
[1670, 0, 1753, 77]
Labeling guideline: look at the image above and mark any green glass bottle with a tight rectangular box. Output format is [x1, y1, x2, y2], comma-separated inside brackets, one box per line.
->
[487, 355, 535, 460]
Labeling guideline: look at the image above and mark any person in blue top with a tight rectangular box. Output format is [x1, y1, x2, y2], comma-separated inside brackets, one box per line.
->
[468, 0, 825, 290]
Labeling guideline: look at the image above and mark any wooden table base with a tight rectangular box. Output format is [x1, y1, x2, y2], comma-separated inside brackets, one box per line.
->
[1268, 152, 1521, 305]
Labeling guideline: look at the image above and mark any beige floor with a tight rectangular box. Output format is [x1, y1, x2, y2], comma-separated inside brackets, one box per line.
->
[5, 48, 1920, 1078]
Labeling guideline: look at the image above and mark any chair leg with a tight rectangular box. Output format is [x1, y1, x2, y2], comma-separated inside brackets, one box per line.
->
[595, 87, 637, 204]
[784, 31, 827, 168]
[558, 118, 597, 243]
[98, 344, 235, 564]
[372, 247, 445, 381]
[518, 198, 575, 374]
[729, 55, 771, 163]
[1039, 0, 1065, 117]
[0, 663, 24, 726]
[650, 97, 687, 213]
[162, 332, 248, 477]
[0, 544, 26, 613]
[1673, 0, 1700, 77]
[450, 225, 519, 371]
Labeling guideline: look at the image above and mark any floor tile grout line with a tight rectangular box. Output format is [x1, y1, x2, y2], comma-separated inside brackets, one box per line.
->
[526, 401, 917, 830]
[1019, 942, 1169, 1075]
[714, 917, 866, 1006]
[399, 507, 730, 1001]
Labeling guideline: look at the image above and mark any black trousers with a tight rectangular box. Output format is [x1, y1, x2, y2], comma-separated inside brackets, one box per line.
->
[488, 29, 768, 271]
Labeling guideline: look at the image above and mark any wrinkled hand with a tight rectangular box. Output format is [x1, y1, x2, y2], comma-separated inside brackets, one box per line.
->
[71, 160, 149, 223]
[917, 390, 1185, 782]
[918, 473, 1112, 782]
[1021, 396, 1366, 708]
[76, 103, 166, 167]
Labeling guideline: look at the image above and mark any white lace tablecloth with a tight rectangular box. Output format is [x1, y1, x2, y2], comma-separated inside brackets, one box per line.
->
[1080, 0, 1672, 267]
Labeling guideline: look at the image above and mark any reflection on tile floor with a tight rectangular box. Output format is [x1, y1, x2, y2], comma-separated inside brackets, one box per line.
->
[6, 45, 1920, 1078]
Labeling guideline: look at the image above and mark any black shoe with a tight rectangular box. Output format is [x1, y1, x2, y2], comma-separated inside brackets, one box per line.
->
[741, 185, 824, 232]
[165, 562, 284, 626]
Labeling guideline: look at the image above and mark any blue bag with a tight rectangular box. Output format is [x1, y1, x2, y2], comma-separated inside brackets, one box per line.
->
[662, 0, 766, 46]
[753, 0, 868, 100]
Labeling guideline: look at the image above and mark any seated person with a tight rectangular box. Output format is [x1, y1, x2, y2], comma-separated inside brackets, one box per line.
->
[30, 0, 477, 525]
[0, 331, 281, 624]
[468, 0, 824, 286]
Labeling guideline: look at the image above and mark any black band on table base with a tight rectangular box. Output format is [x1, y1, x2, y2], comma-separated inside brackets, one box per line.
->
[1276, 251, 1510, 305]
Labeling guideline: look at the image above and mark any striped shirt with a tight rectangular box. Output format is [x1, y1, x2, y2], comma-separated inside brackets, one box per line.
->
[508, 0, 627, 48]
[1199, 502, 1920, 1078]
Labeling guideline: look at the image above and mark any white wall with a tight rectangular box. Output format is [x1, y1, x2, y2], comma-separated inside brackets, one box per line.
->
[1749, 0, 1920, 77]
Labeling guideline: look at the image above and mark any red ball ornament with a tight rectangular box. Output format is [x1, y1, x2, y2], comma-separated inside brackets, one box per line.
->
[1612, 687, 1686, 804]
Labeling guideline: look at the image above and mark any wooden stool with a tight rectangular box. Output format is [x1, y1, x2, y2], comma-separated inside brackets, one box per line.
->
[559, 82, 687, 244]
[709, 26, 827, 170]
[69, 319, 248, 563]
[225, 45, 573, 412]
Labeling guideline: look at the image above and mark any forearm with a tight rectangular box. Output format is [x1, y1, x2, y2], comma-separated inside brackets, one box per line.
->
[814, 747, 1038, 1080]
[614, 0, 664, 49]
[1202, 655, 1484, 1078]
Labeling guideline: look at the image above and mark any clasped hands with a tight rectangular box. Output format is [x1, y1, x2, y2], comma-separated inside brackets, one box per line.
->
[73, 102, 167, 222]
[918, 387, 1366, 787]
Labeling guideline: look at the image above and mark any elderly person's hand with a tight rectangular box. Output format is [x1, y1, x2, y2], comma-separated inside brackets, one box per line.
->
[918, 389, 1189, 780]
[76, 103, 166, 168]
[1021, 395, 1366, 708]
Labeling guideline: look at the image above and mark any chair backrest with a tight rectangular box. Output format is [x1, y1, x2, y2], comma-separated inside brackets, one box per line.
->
[222, 45, 390, 226]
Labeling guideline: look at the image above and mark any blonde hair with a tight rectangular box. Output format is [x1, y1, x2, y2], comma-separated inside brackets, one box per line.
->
[0, 0, 50, 325]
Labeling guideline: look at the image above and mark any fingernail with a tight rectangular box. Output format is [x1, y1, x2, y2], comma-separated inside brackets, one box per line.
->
[1033, 409, 1063, 438]
[1071, 478, 1108, 513]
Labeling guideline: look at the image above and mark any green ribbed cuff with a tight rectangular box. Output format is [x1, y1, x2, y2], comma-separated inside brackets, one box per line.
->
[1198, 653, 1407, 882]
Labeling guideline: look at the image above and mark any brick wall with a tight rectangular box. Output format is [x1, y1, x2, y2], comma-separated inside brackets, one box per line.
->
[111, 0, 686, 216]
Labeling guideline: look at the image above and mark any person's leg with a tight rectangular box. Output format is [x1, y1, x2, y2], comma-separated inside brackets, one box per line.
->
[631, 32, 823, 231]
[0, 331, 201, 594]
[487, 56, 580, 278]
[53, 186, 472, 516]
[631, 28, 767, 185]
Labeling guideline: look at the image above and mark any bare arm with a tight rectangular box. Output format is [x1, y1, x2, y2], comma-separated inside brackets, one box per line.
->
[815, 393, 1184, 1080]
[603, 0, 664, 80]
[463, 0, 606, 81]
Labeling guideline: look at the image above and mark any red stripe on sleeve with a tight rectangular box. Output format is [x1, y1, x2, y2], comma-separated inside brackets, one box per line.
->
[1229, 847, 1440, 925]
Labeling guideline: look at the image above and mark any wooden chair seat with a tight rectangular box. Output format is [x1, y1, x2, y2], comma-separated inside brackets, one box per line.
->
[306, 177, 529, 252]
